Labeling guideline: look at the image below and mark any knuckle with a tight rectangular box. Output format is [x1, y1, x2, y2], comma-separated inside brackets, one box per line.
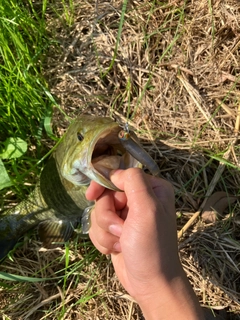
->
[101, 247, 112, 255]
[97, 231, 112, 248]
[95, 209, 112, 229]
[89, 229, 111, 255]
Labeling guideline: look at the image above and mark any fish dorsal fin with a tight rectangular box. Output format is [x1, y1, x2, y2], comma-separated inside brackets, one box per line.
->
[38, 219, 78, 248]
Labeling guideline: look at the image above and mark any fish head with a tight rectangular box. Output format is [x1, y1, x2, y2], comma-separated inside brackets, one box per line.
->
[56, 116, 141, 190]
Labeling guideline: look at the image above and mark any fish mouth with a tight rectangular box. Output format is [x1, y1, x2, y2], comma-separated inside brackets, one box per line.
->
[89, 127, 140, 189]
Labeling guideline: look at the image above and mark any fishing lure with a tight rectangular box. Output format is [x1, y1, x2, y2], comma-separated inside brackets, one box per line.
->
[118, 129, 160, 177]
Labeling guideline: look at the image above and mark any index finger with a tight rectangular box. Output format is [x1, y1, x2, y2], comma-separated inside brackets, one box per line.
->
[85, 180, 105, 200]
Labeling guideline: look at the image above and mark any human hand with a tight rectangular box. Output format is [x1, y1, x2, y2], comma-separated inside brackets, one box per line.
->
[86, 168, 204, 320]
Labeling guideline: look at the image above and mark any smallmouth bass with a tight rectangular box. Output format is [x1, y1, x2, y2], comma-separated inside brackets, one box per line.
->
[0, 116, 147, 260]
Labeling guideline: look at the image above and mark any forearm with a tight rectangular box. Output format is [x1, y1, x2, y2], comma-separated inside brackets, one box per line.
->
[137, 269, 205, 320]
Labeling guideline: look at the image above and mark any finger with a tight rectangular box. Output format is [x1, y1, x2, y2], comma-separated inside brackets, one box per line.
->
[89, 227, 121, 254]
[112, 191, 127, 211]
[110, 168, 155, 198]
[90, 209, 121, 254]
[85, 180, 105, 200]
[147, 175, 175, 214]
[94, 189, 124, 233]
[148, 175, 174, 200]
[111, 168, 175, 212]
[110, 169, 159, 216]
[85, 180, 127, 208]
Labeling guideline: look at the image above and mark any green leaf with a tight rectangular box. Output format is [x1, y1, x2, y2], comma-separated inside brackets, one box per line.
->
[0, 271, 64, 282]
[44, 114, 54, 137]
[0, 271, 47, 282]
[0, 137, 27, 159]
[43, 108, 58, 140]
[0, 159, 12, 190]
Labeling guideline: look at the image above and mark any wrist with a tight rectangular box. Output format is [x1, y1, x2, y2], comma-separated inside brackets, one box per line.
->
[137, 269, 205, 320]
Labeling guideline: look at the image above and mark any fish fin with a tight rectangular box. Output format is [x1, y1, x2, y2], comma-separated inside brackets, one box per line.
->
[80, 206, 93, 235]
[0, 238, 20, 261]
[38, 219, 78, 248]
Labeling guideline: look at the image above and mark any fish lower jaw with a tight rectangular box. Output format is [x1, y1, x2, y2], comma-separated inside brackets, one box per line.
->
[69, 156, 120, 188]
[92, 155, 122, 179]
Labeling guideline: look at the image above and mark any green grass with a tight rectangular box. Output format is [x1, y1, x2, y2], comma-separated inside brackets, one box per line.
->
[0, 0, 59, 194]
[0, 2, 106, 317]
[0, 1, 52, 137]
[0, 0, 77, 194]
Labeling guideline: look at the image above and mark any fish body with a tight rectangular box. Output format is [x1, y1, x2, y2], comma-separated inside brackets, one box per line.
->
[0, 116, 143, 260]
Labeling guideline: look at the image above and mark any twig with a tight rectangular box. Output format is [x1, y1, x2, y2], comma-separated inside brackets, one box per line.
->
[178, 137, 238, 239]
[234, 103, 240, 133]
[219, 37, 240, 69]
[177, 74, 220, 135]
[127, 301, 134, 320]
[216, 98, 236, 118]
[23, 293, 61, 318]
[178, 103, 240, 239]
[112, 111, 140, 130]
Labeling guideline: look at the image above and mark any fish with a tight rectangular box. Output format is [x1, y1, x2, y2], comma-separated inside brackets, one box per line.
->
[0, 115, 148, 260]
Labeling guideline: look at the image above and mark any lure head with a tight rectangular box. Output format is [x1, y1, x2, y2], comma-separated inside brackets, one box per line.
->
[118, 130, 130, 141]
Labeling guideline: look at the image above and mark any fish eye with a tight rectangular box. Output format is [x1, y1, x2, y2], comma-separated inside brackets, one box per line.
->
[77, 132, 84, 141]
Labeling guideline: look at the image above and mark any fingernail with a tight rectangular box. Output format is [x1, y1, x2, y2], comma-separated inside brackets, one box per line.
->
[113, 241, 121, 252]
[109, 169, 122, 180]
[109, 224, 122, 237]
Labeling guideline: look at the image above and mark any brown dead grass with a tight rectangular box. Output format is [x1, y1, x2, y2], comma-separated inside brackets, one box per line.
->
[1, 0, 240, 319]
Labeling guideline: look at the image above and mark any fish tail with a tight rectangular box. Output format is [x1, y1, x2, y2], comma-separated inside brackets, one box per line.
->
[0, 214, 22, 261]
[0, 237, 20, 261]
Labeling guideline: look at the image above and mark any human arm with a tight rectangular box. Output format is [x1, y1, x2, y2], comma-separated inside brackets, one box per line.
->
[86, 168, 205, 320]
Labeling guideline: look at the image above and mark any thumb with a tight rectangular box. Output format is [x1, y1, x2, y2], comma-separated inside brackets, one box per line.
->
[110, 168, 175, 220]
[110, 168, 155, 198]
[110, 168, 159, 218]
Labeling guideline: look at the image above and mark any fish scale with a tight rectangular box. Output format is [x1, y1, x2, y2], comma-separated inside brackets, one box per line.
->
[0, 157, 90, 259]
[0, 115, 159, 261]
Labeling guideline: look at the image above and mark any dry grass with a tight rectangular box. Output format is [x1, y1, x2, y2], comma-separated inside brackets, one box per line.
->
[1, 0, 240, 319]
